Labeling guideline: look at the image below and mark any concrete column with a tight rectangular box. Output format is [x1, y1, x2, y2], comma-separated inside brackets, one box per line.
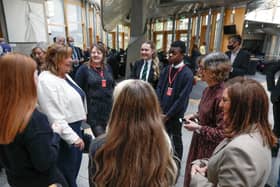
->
[195, 15, 201, 45]
[93, 4, 97, 43]
[172, 15, 176, 42]
[205, 9, 212, 53]
[125, 0, 146, 78]
[215, 7, 224, 51]
[84, 0, 90, 47]
[186, 17, 192, 54]
[116, 25, 119, 50]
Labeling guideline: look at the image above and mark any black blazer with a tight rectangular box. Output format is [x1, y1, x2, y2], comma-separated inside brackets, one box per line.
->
[266, 62, 280, 103]
[130, 59, 158, 88]
[226, 49, 250, 78]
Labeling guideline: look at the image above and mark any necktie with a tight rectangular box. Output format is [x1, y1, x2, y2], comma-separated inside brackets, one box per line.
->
[141, 62, 148, 81]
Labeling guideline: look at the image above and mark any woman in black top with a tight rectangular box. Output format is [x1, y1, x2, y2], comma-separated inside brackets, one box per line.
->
[0, 53, 67, 187]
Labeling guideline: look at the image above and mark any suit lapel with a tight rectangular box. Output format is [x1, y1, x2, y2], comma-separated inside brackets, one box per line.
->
[212, 138, 230, 155]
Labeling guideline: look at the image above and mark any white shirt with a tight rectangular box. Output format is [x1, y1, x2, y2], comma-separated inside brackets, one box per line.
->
[139, 59, 152, 81]
[230, 49, 240, 64]
[172, 60, 185, 69]
[37, 71, 87, 145]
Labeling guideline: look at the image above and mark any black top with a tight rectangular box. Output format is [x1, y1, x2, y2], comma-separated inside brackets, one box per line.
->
[130, 59, 159, 88]
[0, 109, 62, 187]
[225, 49, 250, 78]
[156, 65, 194, 118]
[88, 136, 106, 187]
[75, 64, 115, 126]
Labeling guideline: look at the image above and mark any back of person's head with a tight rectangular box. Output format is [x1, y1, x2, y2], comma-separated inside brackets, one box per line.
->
[202, 52, 231, 82]
[92, 80, 177, 187]
[45, 44, 72, 75]
[0, 53, 37, 144]
[229, 34, 242, 45]
[225, 77, 277, 147]
[171, 40, 186, 54]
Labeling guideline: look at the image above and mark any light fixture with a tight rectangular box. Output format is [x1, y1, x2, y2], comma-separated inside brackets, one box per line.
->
[245, 21, 248, 28]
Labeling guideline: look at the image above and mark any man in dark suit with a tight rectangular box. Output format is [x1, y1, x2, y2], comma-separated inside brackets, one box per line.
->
[67, 36, 84, 79]
[266, 61, 280, 157]
[225, 35, 250, 79]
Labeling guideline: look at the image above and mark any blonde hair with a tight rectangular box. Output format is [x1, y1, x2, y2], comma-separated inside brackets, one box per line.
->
[143, 41, 160, 80]
[91, 80, 177, 187]
[0, 53, 37, 144]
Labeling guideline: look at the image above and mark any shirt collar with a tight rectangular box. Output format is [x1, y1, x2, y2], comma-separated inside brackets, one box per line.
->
[172, 61, 184, 69]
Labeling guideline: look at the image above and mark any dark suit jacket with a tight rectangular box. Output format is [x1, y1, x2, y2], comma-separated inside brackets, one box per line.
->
[226, 49, 250, 78]
[130, 59, 158, 88]
[266, 62, 280, 103]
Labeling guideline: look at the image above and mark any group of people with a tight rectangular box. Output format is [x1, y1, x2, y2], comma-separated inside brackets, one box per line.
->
[0, 33, 277, 187]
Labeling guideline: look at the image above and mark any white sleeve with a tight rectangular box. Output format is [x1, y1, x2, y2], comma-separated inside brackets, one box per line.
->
[37, 77, 79, 145]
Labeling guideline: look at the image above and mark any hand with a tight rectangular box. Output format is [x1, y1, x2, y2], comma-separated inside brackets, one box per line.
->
[191, 164, 207, 176]
[51, 123, 63, 134]
[74, 138, 85, 150]
[184, 120, 201, 132]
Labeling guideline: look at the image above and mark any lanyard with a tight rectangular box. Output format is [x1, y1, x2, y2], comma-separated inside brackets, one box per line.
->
[168, 64, 185, 86]
[91, 64, 104, 78]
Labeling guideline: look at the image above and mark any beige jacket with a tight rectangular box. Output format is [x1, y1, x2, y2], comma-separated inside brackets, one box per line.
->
[190, 132, 271, 187]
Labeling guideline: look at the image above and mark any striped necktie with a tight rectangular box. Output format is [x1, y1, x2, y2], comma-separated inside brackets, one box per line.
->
[141, 62, 148, 81]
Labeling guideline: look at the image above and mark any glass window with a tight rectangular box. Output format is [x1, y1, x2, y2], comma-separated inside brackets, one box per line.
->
[166, 34, 172, 51]
[154, 21, 164, 31]
[46, 0, 65, 42]
[47, 0, 64, 24]
[178, 18, 188, 30]
[166, 20, 173, 30]
[156, 34, 163, 50]
[107, 33, 113, 48]
[66, 3, 83, 48]
[180, 33, 187, 42]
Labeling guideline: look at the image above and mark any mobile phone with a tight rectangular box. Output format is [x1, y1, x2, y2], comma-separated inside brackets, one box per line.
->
[179, 118, 188, 124]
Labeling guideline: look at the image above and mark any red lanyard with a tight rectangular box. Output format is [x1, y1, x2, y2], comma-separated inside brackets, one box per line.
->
[91, 65, 104, 78]
[168, 64, 185, 86]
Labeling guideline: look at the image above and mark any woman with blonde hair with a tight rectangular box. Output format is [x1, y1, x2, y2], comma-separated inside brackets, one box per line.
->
[38, 44, 87, 187]
[0, 53, 67, 187]
[89, 80, 177, 187]
[131, 40, 160, 88]
[190, 77, 277, 186]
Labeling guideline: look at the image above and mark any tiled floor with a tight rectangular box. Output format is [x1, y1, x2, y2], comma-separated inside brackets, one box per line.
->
[1, 72, 279, 187]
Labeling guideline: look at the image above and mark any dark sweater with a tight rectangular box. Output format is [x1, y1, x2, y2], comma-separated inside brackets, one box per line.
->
[0, 109, 62, 187]
[75, 64, 115, 126]
[156, 65, 194, 118]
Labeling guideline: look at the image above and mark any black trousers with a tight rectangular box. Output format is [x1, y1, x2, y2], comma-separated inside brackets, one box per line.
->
[165, 117, 183, 161]
[273, 102, 280, 138]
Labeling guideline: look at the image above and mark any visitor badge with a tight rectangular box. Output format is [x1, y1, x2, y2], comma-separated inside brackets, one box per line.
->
[166, 87, 173, 96]
[102, 79, 107, 88]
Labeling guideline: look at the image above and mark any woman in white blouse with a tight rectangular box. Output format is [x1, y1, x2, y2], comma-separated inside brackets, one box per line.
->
[37, 44, 87, 187]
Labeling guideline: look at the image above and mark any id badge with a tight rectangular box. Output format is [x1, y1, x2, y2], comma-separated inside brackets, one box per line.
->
[166, 87, 173, 96]
[102, 79, 107, 88]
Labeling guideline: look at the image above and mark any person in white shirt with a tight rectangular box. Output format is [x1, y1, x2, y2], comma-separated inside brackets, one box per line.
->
[37, 44, 87, 187]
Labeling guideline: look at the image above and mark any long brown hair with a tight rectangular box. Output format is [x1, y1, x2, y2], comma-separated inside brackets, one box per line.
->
[0, 53, 37, 144]
[224, 77, 277, 147]
[92, 80, 177, 187]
